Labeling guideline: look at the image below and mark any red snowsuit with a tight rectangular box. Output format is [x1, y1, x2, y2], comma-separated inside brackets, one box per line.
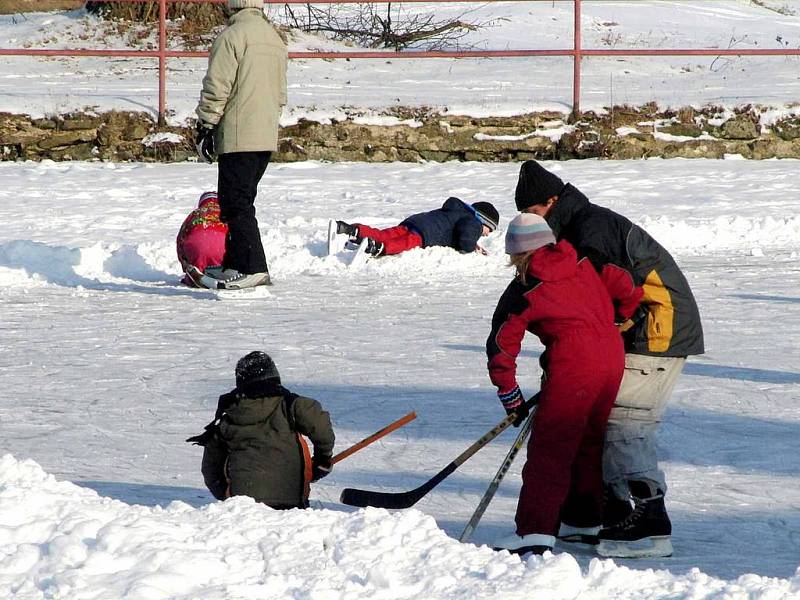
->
[352, 224, 424, 255]
[487, 240, 639, 536]
[176, 193, 228, 286]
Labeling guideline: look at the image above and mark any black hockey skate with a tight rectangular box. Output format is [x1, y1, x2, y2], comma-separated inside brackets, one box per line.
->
[363, 237, 385, 257]
[596, 481, 673, 558]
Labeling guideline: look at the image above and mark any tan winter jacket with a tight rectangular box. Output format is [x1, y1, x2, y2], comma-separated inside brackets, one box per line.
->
[195, 8, 288, 154]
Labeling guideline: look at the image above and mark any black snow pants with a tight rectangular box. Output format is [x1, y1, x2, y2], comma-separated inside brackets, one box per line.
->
[217, 151, 271, 274]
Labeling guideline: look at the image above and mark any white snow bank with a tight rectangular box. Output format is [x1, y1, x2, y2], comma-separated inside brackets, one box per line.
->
[1, 455, 798, 600]
[0, 240, 178, 289]
[638, 214, 800, 256]
[0, 209, 797, 292]
[1, 159, 799, 293]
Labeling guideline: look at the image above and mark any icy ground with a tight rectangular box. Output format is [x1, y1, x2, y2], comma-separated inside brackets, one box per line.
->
[0, 158, 799, 599]
[1, 1, 800, 122]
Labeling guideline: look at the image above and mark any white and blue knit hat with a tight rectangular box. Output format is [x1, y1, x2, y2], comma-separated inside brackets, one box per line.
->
[505, 213, 556, 255]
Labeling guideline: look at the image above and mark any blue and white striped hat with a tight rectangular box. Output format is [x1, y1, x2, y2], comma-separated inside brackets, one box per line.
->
[505, 213, 556, 255]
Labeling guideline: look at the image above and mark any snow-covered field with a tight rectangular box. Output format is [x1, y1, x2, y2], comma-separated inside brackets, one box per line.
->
[2, 2, 800, 597]
[1, 158, 799, 598]
[1, 1, 800, 122]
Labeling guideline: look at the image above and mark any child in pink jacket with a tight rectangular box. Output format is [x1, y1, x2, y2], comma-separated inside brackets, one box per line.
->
[176, 191, 228, 287]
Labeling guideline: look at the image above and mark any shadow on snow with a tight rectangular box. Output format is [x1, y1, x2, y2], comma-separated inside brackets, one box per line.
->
[441, 343, 800, 384]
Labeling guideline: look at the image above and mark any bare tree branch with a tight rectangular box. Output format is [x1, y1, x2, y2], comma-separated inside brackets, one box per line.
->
[272, 2, 489, 51]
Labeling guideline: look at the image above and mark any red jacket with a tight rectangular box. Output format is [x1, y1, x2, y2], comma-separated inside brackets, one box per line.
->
[176, 194, 228, 277]
[487, 240, 638, 397]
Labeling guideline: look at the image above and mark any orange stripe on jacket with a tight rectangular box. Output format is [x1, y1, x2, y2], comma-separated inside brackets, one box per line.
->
[642, 269, 674, 353]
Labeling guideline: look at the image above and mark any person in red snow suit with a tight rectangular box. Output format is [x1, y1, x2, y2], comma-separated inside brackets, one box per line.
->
[329, 198, 499, 257]
[514, 160, 704, 558]
[176, 191, 228, 287]
[488, 213, 642, 556]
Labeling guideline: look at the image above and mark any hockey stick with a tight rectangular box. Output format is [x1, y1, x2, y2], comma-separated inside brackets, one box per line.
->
[459, 406, 536, 543]
[339, 395, 539, 509]
[332, 411, 417, 465]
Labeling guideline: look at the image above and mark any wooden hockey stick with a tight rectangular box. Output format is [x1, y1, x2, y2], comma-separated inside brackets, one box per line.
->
[332, 411, 417, 465]
[459, 406, 537, 543]
[340, 395, 539, 509]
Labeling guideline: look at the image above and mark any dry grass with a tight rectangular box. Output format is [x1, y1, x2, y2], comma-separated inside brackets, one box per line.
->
[86, 2, 227, 27]
[0, 0, 83, 14]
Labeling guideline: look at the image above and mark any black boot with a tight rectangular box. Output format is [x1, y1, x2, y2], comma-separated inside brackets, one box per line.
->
[363, 237, 385, 257]
[597, 481, 673, 558]
[603, 484, 634, 528]
[557, 490, 603, 545]
[336, 221, 359, 238]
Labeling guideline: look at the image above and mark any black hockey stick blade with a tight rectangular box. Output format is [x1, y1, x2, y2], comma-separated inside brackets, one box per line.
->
[340, 462, 458, 509]
[340, 393, 540, 509]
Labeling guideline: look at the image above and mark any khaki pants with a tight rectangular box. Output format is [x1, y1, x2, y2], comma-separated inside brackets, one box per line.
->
[603, 354, 686, 499]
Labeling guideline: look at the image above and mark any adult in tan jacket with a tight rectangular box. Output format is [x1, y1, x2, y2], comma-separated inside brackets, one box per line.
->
[194, 0, 288, 290]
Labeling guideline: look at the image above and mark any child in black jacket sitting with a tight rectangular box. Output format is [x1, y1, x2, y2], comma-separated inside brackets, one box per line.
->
[328, 197, 499, 257]
[188, 351, 335, 510]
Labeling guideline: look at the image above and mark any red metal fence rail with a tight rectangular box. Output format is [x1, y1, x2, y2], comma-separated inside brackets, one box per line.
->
[1, 0, 799, 124]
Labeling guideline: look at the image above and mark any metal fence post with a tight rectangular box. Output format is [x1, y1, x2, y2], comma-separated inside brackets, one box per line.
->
[572, 0, 581, 118]
[158, 0, 167, 125]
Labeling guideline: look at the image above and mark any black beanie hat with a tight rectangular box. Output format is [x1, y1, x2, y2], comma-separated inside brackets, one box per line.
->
[471, 202, 500, 232]
[514, 161, 566, 211]
[235, 351, 280, 386]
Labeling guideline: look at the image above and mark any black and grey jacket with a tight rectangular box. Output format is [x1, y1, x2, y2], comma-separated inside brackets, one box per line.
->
[191, 380, 335, 509]
[545, 184, 704, 357]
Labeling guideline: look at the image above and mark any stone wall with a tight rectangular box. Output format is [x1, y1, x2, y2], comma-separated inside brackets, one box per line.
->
[2, 105, 800, 163]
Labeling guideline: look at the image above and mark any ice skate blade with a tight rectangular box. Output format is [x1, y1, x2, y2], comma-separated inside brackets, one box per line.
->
[349, 238, 370, 270]
[596, 535, 673, 558]
[215, 286, 273, 300]
[557, 533, 599, 546]
[327, 219, 349, 255]
[493, 545, 551, 557]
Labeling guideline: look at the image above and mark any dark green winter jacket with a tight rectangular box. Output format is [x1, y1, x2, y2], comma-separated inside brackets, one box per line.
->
[545, 184, 704, 357]
[199, 380, 334, 509]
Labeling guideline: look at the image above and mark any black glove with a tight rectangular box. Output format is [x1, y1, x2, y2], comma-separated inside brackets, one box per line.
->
[195, 121, 217, 164]
[505, 402, 530, 427]
[311, 455, 333, 482]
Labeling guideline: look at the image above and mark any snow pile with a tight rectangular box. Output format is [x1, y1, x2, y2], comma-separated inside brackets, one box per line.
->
[1, 159, 799, 291]
[3, 209, 797, 292]
[639, 214, 800, 256]
[1, 455, 798, 600]
[0, 240, 178, 289]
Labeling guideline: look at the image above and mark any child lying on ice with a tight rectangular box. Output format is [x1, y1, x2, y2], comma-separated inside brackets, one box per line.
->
[187, 351, 335, 510]
[328, 197, 499, 257]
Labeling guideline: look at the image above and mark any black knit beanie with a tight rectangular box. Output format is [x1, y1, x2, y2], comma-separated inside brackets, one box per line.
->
[471, 202, 500, 232]
[514, 161, 566, 211]
[235, 351, 281, 386]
